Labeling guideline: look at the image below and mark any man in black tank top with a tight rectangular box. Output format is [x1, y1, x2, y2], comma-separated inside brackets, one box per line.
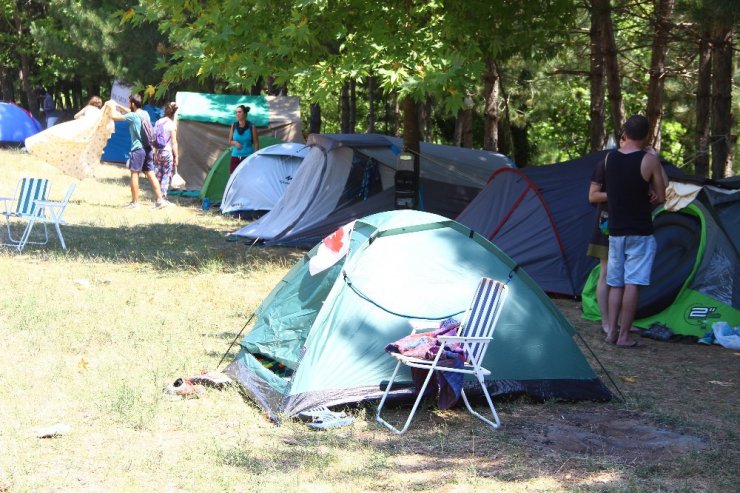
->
[604, 115, 666, 348]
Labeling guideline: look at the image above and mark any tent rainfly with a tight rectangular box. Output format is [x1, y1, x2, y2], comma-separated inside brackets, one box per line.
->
[220, 142, 310, 215]
[0, 102, 42, 146]
[456, 151, 682, 296]
[230, 133, 515, 246]
[225, 210, 612, 420]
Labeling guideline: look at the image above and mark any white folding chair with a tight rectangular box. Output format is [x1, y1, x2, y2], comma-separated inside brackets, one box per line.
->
[376, 277, 509, 434]
[1, 177, 50, 252]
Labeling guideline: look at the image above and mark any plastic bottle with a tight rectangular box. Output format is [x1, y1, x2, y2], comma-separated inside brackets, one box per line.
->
[202, 198, 210, 211]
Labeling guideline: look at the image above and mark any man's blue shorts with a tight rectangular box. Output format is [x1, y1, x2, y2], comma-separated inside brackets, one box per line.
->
[607, 235, 657, 287]
[128, 148, 155, 173]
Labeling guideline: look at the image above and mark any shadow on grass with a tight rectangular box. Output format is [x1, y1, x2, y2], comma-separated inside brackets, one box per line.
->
[17, 222, 302, 272]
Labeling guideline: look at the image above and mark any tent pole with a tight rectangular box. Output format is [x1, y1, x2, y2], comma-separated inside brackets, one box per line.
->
[217, 312, 256, 370]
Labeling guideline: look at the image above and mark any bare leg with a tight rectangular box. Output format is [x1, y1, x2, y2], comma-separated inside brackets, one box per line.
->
[130, 171, 140, 204]
[144, 170, 164, 202]
[616, 284, 639, 346]
[596, 258, 609, 334]
[606, 286, 623, 344]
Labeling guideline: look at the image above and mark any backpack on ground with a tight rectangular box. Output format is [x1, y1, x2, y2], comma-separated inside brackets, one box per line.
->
[139, 111, 155, 149]
[152, 118, 169, 150]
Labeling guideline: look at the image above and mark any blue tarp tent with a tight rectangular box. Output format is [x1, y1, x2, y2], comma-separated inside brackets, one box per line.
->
[101, 105, 162, 163]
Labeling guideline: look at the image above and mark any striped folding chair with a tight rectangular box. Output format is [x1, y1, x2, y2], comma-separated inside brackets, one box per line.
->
[376, 277, 509, 434]
[1, 178, 50, 251]
[1, 178, 74, 252]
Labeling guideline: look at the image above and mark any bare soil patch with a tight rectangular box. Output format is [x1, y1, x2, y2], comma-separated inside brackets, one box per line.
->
[511, 410, 707, 462]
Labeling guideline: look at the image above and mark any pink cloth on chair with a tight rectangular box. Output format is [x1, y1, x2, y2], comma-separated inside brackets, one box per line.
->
[385, 319, 466, 409]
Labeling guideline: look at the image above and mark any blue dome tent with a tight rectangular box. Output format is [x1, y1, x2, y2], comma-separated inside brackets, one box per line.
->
[0, 102, 42, 146]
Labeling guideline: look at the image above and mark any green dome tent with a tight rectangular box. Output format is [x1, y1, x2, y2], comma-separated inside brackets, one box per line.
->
[226, 210, 611, 419]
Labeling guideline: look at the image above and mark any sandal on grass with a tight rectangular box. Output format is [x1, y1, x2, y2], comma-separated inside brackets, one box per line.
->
[164, 377, 205, 399]
[298, 406, 347, 421]
[298, 406, 354, 429]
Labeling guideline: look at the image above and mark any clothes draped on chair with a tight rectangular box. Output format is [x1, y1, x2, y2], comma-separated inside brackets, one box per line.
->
[376, 277, 509, 434]
[385, 318, 465, 409]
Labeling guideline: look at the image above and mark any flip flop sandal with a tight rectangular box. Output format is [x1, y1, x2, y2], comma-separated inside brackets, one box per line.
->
[307, 415, 355, 430]
[298, 406, 347, 421]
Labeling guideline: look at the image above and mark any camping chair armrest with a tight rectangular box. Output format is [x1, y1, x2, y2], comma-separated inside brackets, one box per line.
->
[437, 335, 492, 343]
[33, 199, 63, 209]
[0, 196, 12, 209]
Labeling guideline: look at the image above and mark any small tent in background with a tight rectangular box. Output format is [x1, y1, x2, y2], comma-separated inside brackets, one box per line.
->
[199, 136, 286, 206]
[220, 142, 310, 215]
[101, 105, 162, 163]
[174, 92, 303, 191]
[582, 184, 740, 337]
[231, 133, 514, 246]
[0, 102, 42, 146]
[456, 151, 682, 296]
[225, 210, 612, 419]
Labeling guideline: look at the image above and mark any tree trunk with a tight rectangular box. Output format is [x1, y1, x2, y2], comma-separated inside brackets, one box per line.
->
[483, 57, 501, 151]
[0, 66, 14, 103]
[710, 23, 734, 179]
[594, 0, 624, 139]
[309, 103, 322, 135]
[250, 77, 263, 95]
[645, 0, 674, 150]
[403, 96, 421, 197]
[340, 82, 350, 133]
[454, 108, 465, 146]
[349, 80, 356, 133]
[694, 28, 711, 178]
[15, 11, 35, 116]
[589, 0, 606, 151]
[423, 97, 434, 141]
[368, 76, 376, 133]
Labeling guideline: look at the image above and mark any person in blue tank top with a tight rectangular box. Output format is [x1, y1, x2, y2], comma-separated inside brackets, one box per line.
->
[603, 115, 666, 348]
[228, 104, 260, 174]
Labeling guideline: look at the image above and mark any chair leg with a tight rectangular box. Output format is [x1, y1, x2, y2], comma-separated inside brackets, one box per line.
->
[9, 220, 48, 248]
[17, 218, 38, 253]
[377, 363, 437, 435]
[460, 377, 501, 430]
[54, 222, 66, 250]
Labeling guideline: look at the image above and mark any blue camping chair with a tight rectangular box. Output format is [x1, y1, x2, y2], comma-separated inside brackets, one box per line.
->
[376, 277, 509, 434]
[1, 178, 75, 252]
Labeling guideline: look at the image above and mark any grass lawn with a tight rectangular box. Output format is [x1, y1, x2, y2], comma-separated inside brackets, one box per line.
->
[0, 149, 737, 492]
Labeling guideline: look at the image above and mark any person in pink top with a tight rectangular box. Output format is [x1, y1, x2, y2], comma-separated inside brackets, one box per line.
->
[153, 102, 179, 199]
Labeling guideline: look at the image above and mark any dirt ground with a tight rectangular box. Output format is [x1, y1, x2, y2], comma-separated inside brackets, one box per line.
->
[516, 298, 736, 464]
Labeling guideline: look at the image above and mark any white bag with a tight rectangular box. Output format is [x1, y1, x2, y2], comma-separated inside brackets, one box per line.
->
[171, 171, 186, 190]
[713, 322, 740, 350]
